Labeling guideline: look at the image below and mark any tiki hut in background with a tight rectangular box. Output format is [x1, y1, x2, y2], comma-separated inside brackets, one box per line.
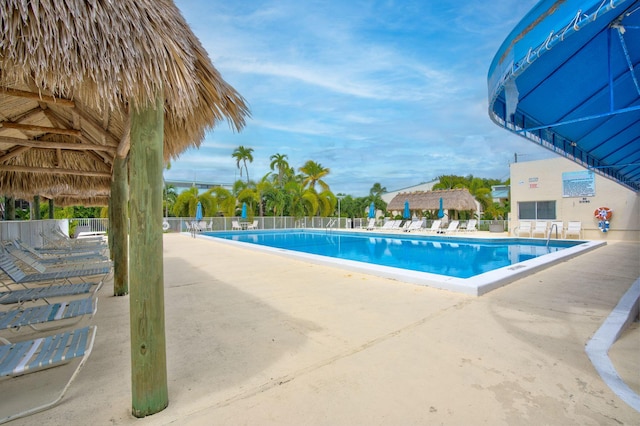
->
[0, 0, 249, 419]
[387, 189, 480, 220]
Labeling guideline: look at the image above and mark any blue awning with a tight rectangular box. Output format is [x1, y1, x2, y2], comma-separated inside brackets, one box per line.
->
[488, 0, 640, 191]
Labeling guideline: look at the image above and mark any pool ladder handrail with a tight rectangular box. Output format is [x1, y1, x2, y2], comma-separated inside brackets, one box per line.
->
[546, 223, 559, 247]
[326, 219, 337, 232]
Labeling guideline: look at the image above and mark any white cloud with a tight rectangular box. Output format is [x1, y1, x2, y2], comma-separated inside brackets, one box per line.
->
[170, 0, 546, 196]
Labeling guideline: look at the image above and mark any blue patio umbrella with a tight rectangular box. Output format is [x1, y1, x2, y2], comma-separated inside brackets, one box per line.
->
[368, 202, 376, 219]
[241, 202, 247, 220]
[195, 201, 203, 221]
[403, 200, 410, 219]
[438, 197, 444, 218]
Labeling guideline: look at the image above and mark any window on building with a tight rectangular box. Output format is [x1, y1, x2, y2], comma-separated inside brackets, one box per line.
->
[518, 201, 556, 219]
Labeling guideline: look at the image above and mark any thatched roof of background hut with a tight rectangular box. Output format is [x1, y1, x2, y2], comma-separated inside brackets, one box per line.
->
[387, 189, 478, 212]
[0, 0, 250, 203]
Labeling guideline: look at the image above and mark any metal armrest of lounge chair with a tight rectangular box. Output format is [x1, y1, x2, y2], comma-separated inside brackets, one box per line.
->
[0, 326, 97, 423]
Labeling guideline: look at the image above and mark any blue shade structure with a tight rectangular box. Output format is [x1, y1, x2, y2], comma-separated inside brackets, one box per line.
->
[403, 200, 410, 219]
[368, 202, 376, 219]
[488, 0, 640, 192]
[438, 197, 444, 218]
[241, 202, 247, 220]
[195, 201, 203, 221]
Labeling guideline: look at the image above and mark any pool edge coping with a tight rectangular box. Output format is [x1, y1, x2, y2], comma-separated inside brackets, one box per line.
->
[196, 230, 606, 296]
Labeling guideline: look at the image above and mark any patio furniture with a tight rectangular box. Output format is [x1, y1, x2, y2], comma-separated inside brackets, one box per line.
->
[531, 221, 548, 238]
[0, 326, 97, 423]
[515, 221, 532, 237]
[425, 220, 441, 233]
[443, 220, 459, 233]
[565, 221, 582, 239]
[547, 221, 564, 239]
[0, 283, 96, 305]
[0, 296, 96, 332]
[464, 219, 477, 232]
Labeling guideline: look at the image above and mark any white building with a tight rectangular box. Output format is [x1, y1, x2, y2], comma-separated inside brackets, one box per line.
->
[510, 157, 639, 241]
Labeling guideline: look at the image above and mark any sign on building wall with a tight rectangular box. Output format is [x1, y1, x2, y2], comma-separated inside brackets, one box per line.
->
[562, 170, 595, 197]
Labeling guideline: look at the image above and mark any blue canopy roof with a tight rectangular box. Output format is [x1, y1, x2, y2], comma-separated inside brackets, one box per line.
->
[488, 0, 640, 191]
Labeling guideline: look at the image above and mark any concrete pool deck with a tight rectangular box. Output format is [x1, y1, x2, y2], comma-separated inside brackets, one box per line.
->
[4, 233, 639, 425]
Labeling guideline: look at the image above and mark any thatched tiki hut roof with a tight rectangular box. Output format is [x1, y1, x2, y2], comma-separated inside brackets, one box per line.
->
[387, 189, 479, 214]
[0, 0, 250, 202]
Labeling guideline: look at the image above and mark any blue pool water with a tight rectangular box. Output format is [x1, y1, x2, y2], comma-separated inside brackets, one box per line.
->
[205, 230, 581, 279]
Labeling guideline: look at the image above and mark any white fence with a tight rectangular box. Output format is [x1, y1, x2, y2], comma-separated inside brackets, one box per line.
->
[0, 218, 509, 246]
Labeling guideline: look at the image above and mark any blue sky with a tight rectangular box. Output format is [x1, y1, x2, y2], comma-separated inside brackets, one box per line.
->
[168, 0, 552, 196]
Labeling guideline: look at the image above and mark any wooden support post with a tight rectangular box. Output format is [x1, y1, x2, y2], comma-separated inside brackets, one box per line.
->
[128, 93, 168, 417]
[108, 194, 114, 258]
[5, 197, 15, 220]
[111, 155, 129, 296]
[32, 195, 41, 220]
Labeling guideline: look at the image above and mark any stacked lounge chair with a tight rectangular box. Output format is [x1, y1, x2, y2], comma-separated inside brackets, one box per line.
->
[0, 237, 102, 423]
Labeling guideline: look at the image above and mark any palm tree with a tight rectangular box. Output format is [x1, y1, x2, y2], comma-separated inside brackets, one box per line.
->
[317, 190, 336, 217]
[264, 185, 288, 216]
[206, 186, 236, 217]
[172, 186, 216, 218]
[285, 180, 318, 218]
[368, 182, 387, 212]
[163, 184, 178, 217]
[269, 153, 289, 187]
[231, 145, 254, 183]
[299, 160, 330, 191]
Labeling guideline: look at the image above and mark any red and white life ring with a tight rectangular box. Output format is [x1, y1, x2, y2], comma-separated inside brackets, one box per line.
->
[594, 207, 612, 221]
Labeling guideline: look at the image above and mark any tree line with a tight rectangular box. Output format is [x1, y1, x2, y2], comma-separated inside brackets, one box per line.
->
[165, 146, 509, 220]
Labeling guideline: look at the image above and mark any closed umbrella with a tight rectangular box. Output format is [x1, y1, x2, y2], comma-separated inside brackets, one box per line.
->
[241, 202, 247, 220]
[195, 201, 203, 221]
[368, 202, 376, 219]
[403, 200, 410, 220]
[438, 197, 444, 219]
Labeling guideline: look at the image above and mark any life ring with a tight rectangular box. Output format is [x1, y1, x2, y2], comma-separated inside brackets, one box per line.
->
[594, 207, 612, 221]
[162, 221, 170, 231]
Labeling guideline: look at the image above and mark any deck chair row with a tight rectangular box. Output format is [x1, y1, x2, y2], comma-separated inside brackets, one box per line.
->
[515, 221, 582, 239]
[0, 239, 101, 423]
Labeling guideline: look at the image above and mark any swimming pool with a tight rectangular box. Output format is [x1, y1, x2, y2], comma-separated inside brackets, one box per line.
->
[202, 229, 605, 295]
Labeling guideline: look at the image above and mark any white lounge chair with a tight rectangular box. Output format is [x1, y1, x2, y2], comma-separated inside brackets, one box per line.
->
[386, 220, 401, 230]
[0, 251, 111, 287]
[0, 283, 95, 305]
[0, 296, 97, 332]
[366, 218, 376, 230]
[404, 220, 423, 232]
[565, 221, 582, 239]
[0, 326, 97, 423]
[531, 221, 548, 238]
[443, 220, 459, 233]
[231, 220, 242, 231]
[464, 219, 477, 232]
[426, 220, 441, 233]
[246, 220, 258, 230]
[515, 221, 532, 237]
[380, 220, 395, 230]
[548, 221, 564, 239]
